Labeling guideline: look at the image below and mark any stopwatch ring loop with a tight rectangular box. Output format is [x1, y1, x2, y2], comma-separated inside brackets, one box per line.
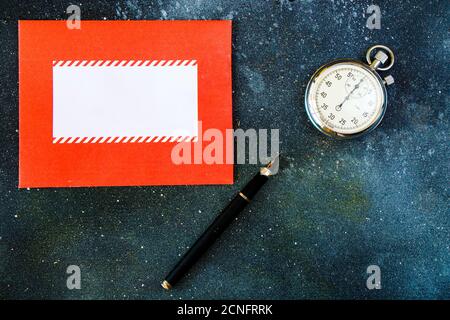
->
[366, 45, 395, 71]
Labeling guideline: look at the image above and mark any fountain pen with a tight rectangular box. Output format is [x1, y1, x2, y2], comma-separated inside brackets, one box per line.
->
[161, 156, 279, 290]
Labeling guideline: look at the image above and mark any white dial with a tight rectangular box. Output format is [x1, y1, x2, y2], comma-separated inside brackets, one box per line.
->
[306, 61, 385, 136]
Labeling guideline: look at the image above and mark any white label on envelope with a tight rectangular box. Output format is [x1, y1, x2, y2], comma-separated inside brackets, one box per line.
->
[52, 60, 198, 143]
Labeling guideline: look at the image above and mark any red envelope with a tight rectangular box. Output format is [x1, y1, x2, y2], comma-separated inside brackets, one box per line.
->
[19, 20, 233, 187]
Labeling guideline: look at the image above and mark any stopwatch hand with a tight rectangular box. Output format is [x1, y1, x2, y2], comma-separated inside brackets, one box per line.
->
[339, 78, 365, 108]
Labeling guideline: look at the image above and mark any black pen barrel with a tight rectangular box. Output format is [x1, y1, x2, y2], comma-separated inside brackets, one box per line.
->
[163, 172, 269, 289]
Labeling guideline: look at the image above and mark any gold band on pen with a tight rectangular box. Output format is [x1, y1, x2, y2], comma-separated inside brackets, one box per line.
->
[161, 280, 172, 290]
[239, 192, 251, 203]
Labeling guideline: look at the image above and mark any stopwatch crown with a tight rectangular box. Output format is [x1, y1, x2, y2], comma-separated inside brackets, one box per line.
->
[374, 50, 389, 64]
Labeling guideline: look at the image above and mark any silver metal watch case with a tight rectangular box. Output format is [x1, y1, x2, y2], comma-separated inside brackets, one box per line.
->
[305, 59, 388, 139]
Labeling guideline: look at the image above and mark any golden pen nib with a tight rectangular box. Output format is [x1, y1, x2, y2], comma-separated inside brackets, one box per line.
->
[260, 154, 280, 176]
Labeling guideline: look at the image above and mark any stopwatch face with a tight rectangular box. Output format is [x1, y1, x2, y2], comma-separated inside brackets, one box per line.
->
[305, 60, 387, 138]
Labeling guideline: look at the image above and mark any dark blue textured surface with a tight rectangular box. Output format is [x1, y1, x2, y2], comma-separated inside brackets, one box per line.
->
[0, 0, 449, 299]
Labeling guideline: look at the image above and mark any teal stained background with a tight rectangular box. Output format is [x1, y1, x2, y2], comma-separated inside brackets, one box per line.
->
[0, 0, 449, 299]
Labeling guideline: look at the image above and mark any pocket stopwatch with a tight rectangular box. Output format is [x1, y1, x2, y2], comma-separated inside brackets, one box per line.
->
[305, 45, 395, 139]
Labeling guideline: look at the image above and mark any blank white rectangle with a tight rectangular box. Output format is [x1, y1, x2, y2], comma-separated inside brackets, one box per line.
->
[52, 60, 198, 143]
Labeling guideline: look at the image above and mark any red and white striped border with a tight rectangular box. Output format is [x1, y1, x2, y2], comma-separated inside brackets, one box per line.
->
[52, 136, 198, 144]
[52, 60, 197, 67]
